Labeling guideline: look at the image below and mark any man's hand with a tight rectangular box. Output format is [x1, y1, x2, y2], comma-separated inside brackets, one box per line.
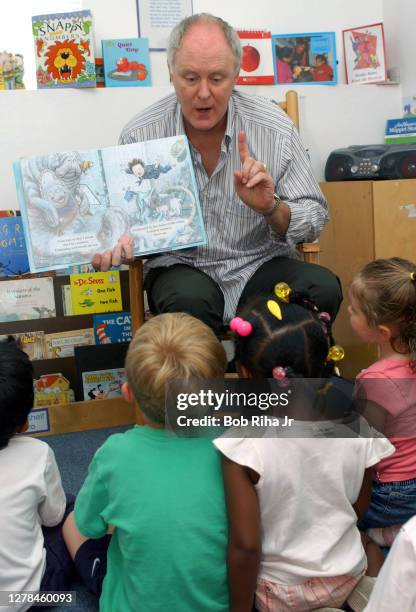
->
[91, 234, 135, 272]
[234, 132, 275, 215]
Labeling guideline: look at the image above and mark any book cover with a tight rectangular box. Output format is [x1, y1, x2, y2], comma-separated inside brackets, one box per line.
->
[0, 277, 55, 322]
[34, 373, 75, 407]
[342, 23, 387, 85]
[93, 311, 132, 344]
[0, 216, 30, 277]
[61, 284, 73, 315]
[15, 330, 46, 360]
[102, 38, 151, 87]
[272, 32, 337, 85]
[236, 31, 274, 85]
[32, 10, 96, 89]
[70, 271, 123, 315]
[82, 367, 126, 400]
[385, 118, 416, 144]
[45, 328, 94, 358]
[14, 136, 206, 273]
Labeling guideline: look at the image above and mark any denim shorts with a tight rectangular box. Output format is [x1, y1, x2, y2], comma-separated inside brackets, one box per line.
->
[358, 478, 416, 530]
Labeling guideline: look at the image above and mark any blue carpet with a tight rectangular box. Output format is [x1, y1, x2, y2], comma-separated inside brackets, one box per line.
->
[40, 425, 132, 611]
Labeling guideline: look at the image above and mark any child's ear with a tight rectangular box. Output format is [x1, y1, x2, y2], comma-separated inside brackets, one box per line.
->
[17, 419, 29, 434]
[377, 324, 393, 342]
[121, 381, 135, 404]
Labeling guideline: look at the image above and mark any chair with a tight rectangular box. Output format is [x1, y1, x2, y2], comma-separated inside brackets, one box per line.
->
[129, 90, 319, 334]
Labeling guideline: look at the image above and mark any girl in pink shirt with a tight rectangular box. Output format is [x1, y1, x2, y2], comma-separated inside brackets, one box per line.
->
[349, 257, 416, 546]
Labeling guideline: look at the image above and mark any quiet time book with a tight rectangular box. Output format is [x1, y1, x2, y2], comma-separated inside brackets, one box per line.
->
[102, 38, 151, 87]
[32, 10, 96, 88]
[13, 135, 206, 273]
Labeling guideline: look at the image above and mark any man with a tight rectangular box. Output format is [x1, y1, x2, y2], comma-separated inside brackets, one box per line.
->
[93, 13, 341, 334]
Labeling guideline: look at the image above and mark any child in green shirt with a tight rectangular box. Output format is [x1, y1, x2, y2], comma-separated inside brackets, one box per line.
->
[63, 313, 229, 612]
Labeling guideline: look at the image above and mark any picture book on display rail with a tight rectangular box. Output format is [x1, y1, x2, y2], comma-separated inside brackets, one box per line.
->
[32, 10, 96, 88]
[102, 38, 151, 87]
[13, 136, 206, 273]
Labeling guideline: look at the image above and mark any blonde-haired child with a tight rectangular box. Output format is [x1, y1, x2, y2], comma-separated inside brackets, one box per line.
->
[63, 313, 229, 612]
[349, 257, 416, 546]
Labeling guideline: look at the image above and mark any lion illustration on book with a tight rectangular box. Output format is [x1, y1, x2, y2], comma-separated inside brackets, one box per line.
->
[45, 40, 85, 83]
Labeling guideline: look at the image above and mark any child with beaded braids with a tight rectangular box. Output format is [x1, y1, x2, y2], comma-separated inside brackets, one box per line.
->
[349, 257, 416, 548]
[214, 284, 394, 612]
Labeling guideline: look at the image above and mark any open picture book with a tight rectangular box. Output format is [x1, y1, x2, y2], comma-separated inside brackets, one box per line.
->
[13, 135, 206, 273]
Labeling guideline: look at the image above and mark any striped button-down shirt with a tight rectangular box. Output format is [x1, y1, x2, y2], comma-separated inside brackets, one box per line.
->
[119, 90, 328, 321]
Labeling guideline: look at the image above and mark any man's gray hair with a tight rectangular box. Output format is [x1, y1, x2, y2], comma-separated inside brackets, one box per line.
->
[167, 13, 242, 74]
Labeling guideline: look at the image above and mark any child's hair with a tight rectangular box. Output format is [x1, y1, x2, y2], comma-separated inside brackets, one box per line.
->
[125, 312, 227, 424]
[233, 293, 331, 379]
[126, 158, 145, 174]
[0, 337, 34, 450]
[278, 46, 293, 61]
[350, 257, 416, 365]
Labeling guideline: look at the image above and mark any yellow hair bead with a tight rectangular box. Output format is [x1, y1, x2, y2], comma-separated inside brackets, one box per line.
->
[327, 345, 345, 362]
[274, 282, 292, 303]
[267, 299, 282, 320]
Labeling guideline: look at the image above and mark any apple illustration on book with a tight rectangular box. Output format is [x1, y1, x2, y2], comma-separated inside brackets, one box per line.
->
[241, 44, 260, 72]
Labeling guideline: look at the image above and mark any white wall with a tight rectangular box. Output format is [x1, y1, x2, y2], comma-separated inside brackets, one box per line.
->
[383, 0, 416, 98]
[0, 0, 403, 211]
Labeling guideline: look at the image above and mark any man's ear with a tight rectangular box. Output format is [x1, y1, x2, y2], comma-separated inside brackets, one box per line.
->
[121, 381, 135, 404]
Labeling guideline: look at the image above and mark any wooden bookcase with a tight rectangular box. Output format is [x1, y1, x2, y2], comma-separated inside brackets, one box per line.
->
[0, 269, 142, 435]
[319, 179, 416, 379]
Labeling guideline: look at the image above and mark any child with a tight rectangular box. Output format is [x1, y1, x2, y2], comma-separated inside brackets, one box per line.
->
[349, 257, 416, 545]
[63, 313, 229, 612]
[312, 54, 334, 81]
[276, 46, 294, 83]
[213, 287, 394, 611]
[364, 514, 416, 611]
[0, 337, 72, 609]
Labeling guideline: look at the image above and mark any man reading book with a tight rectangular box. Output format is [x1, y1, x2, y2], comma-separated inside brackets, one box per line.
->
[92, 13, 341, 334]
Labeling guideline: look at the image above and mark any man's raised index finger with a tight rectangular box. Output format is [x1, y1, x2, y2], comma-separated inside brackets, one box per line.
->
[238, 131, 250, 163]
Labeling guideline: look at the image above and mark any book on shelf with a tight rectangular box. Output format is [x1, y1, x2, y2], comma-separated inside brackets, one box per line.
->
[236, 30, 274, 85]
[102, 38, 151, 87]
[15, 331, 46, 360]
[32, 10, 96, 89]
[45, 328, 95, 358]
[75, 343, 128, 401]
[385, 118, 416, 144]
[0, 277, 55, 323]
[70, 271, 123, 315]
[13, 136, 206, 273]
[34, 373, 75, 407]
[93, 312, 132, 344]
[61, 284, 73, 316]
[0, 215, 30, 278]
[82, 367, 126, 400]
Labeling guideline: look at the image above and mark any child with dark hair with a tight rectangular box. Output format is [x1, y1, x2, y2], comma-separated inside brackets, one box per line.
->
[63, 313, 229, 612]
[349, 257, 416, 547]
[312, 54, 334, 81]
[0, 338, 73, 608]
[276, 46, 294, 83]
[214, 285, 394, 611]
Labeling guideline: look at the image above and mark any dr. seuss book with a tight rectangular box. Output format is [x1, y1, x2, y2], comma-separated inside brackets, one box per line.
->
[0, 277, 55, 323]
[32, 10, 96, 89]
[13, 136, 206, 273]
[93, 312, 132, 344]
[70, 271, 122, 315]
[236, 31, 274, 85]
[102, 38, 150, 87]
[0, 215, 30, 277]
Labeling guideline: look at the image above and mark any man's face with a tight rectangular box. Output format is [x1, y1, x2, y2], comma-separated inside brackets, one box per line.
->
[169, 23, 239, 135]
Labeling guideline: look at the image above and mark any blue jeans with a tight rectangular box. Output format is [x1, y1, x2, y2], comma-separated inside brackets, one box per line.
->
[358, 479, 416, 529]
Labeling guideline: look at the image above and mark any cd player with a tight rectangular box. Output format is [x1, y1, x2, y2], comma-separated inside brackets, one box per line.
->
[325, 144, 416, 181]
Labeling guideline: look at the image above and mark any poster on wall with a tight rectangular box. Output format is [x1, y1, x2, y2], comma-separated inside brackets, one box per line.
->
[342, 23, 387, 85]
[136, 0, 193, 51]
[272, 32, 337, 85]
